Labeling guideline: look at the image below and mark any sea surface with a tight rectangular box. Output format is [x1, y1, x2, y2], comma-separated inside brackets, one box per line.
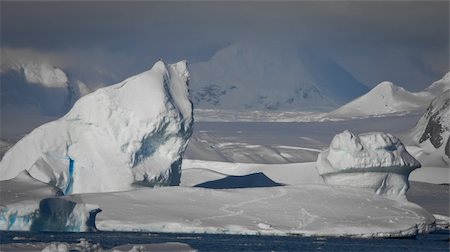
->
[0, 230, 449, 251]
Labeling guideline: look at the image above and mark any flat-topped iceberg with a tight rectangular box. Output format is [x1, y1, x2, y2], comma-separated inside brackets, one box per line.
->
[0, 60, 193, 194]
[68, 185, 434, 238]
[316, 130, 420, 197]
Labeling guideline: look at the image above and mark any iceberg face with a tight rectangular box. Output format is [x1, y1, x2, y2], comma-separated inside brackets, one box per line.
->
[0, 171, 100, 231]
[316, 130, 420, 196]
[0, 199, 100, 232]
[0, 60, 193, 193]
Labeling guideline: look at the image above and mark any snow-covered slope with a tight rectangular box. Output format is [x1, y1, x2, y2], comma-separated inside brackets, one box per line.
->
[0, 60, 193, 194]
[329, 72, 450, 118]
[424, 72, 450, 96]
[405, 90, 450, 167]
[317, 131, 420, 197]
[189, 42, 369, 111]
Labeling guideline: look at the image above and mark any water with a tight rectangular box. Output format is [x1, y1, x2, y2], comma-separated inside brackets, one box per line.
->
[1, 230, 449, 251]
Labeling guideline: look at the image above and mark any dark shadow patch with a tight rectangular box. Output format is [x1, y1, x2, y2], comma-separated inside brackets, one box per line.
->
[30, 197, 100, 232]
[195, 172, 283, 189]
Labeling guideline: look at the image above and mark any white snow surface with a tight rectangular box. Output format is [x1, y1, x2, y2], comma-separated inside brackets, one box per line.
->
[0, 60, 193, 193]
[69, 185, 434, 238]
[317, 131, 420, 196]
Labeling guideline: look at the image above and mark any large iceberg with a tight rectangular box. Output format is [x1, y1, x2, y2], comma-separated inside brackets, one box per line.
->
[0, 60, 193, 193]
[68, 185, 434, 238]
[316, 130, 420, 197]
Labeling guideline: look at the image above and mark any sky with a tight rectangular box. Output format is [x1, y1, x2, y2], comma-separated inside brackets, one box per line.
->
[1, 0, 449, 91]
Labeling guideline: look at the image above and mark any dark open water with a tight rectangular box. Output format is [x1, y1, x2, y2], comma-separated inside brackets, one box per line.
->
[1, 230, 449, 251]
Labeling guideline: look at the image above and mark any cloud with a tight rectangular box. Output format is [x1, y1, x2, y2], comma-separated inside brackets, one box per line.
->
[1, 48, 68, 88]
[1, 47, 133, 90]
[0, 1, 448, 90]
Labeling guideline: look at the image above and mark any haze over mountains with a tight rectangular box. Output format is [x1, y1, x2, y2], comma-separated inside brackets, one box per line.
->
[0, 42, 448, 139]
[190, 42, 370, 111]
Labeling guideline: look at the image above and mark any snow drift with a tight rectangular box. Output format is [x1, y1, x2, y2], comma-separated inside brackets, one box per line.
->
[0, 60, 193, 193]
[316, 130, 420, 197]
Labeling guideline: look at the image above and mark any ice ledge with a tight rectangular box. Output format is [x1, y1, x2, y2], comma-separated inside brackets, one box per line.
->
[0, 198, 100, 232]
[69, 185, 435, 238]
[0, 172, 101, 232]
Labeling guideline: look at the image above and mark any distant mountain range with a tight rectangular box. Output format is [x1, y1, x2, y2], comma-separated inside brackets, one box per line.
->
[1, 42, 448, 140]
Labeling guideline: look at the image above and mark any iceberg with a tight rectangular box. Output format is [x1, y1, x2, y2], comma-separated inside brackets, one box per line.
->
[0, 171, 99, 231]
[316, 130, 420, 197]
[68, 185, 434, 238]
[0, 60, 193, 193]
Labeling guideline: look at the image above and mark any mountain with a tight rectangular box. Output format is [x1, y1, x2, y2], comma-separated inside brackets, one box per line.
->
[329, 72, 450, 118]
[189, 42, 369, 111]
[0, 60, 193, 194]
[406, 90, 450, 166]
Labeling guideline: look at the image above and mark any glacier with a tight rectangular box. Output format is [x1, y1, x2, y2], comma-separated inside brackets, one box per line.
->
[316, 130, 421, 197]
[0, 60, 193, 193]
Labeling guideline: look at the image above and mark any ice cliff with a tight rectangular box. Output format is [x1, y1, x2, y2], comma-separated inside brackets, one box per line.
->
[316, 130, 420, 197]
[0, 60, 193, 193]
[0, 171, 100, 231]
